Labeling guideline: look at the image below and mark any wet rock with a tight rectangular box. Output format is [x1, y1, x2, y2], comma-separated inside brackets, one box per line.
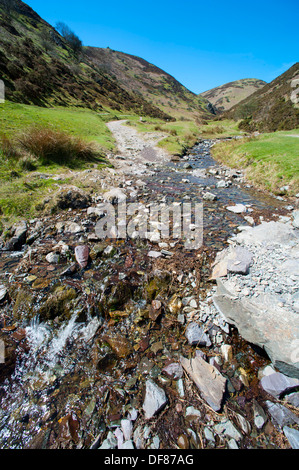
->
[12, 286, 36, 321]
[181, 354, 227, 412]
[99, 431, 117, 449]
[75, 245, 90, 269]
[177, 434, 189, 449]
[283, 426, 299, 449]
[185, 322, 211, 347]
[38, 285, 77, 322]
[285, 392, 299, 408]
[89, 243, 106, 260]
[102, 332, 133, 358]
[221, 344, 233, 363]
[142, 379, 168, 419]
[260, 371, 299, 398]
[168, 295, 182, 314]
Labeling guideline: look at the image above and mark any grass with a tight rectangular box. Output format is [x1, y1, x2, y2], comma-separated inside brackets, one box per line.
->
[0, 101, 121, 227]
[0, 101, 118, 150]
[211, 129, 299, 195]
[198, 119, 245, 138]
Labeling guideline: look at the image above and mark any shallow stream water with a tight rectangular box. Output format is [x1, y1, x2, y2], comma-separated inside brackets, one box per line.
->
[0, 139, 289, 449]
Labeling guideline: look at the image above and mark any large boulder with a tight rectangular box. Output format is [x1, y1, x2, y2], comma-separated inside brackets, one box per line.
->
[213, 286, 299, 378]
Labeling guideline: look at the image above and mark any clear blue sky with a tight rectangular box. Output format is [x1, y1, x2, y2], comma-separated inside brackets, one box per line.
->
[25, 0, 298, 94]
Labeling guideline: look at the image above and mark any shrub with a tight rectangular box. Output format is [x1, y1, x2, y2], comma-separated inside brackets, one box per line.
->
[0, 127, 103, 168]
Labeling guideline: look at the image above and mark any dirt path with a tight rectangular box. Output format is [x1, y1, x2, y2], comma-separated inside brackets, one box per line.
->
[106, 120, 170, 175]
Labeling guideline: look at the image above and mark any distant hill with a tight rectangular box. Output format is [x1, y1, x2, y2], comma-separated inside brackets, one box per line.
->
[0, 0, 213, 122]
[226, 63, 299, 132]
[85, 47, 213, 121]
[200, 78, 266, 112]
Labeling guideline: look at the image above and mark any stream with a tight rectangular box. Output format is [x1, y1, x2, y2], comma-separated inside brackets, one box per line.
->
[0, 138, 293, 449]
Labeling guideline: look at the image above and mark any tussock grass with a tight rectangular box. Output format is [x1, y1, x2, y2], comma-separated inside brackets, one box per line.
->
[0, 126, 106, 168]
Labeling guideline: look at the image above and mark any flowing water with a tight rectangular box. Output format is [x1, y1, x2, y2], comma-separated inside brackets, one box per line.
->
[0, 140, 288, 449]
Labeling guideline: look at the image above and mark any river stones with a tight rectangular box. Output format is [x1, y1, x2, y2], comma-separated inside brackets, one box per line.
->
[142, 379, 168, 419]
[181, 355, 227, 412]
[75, 245, 90, 269]
[102, 332, 133, 358]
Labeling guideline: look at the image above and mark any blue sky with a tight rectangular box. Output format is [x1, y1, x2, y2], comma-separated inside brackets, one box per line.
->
[26, 0, 298, 94]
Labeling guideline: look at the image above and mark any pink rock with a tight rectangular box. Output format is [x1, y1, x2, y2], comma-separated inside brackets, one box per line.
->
[75, 245, 90, 268]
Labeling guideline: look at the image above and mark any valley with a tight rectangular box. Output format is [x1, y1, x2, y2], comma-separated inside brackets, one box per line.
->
[0, 0, 298, 452]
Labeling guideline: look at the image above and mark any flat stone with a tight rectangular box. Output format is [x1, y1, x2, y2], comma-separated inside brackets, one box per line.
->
[0, 285, 7, 302]
[162, 363, 183, 380]
[142, 379, 168, 419]
[211, 246, 253, 279]
[283, 426, 299, 449]
[226, 204, 247, 214]
[214, 419, 242, 441]
[260, 371, 299, 398]
[185, 322, 211, 347]
[46, 252, 60, 264]
[64, 222, 83, 234]
[266, 401, 299, 427]
[75, 245, 90, 269]
[181, 355, 227, 411]
[203, 191, 217, 201]
[213, 288, 299, 378]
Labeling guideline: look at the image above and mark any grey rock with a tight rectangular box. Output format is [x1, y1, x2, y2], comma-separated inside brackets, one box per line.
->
[214, 419, 242, 441]
[46, 252, 60, 264]
[266, 401, 299, 427]
[260, 371, 299, 398]
[99, 431, 117, 449]
[226, 204, 247, 214]
[162, 362, 183, 380]
[283, 426, 299, 449]
[292, 210, 299, 228]
[213, 290, 299, 378]
[0, 285, 7, 302]
[185, 322, 211, 347]
[203, 191, 217, 201]
[285, 392, 299, 408]
[252, 399, 267, 429]
[211, 246, 253, 278]
[5, 221, 27, 251]
[143, 379, 168, 419]
[181, 355, 227, 412]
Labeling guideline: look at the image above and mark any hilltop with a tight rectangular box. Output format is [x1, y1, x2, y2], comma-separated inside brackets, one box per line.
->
[200, 78, 266, 113]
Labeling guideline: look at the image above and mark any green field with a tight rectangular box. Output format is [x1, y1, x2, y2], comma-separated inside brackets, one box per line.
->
[0, 101, 119, 226]
[0, 101, 118, 150]
[211, 129, 299, 195]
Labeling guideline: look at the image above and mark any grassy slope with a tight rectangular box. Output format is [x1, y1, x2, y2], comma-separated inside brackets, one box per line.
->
[200, 78, 266, 112]
[211, 130, 299, 195]
[0, 101, 120, 225]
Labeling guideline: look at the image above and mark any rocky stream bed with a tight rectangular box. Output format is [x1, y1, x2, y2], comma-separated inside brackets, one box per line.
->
[0, 121, 298, 450]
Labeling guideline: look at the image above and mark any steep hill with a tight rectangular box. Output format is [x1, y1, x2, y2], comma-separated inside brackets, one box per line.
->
[200, 78, 266, 112]
[0, 0, 213, 122]
[0, 0, 170, 119]
[226, 63, 299, 132]
[85, 47, 213, 120]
